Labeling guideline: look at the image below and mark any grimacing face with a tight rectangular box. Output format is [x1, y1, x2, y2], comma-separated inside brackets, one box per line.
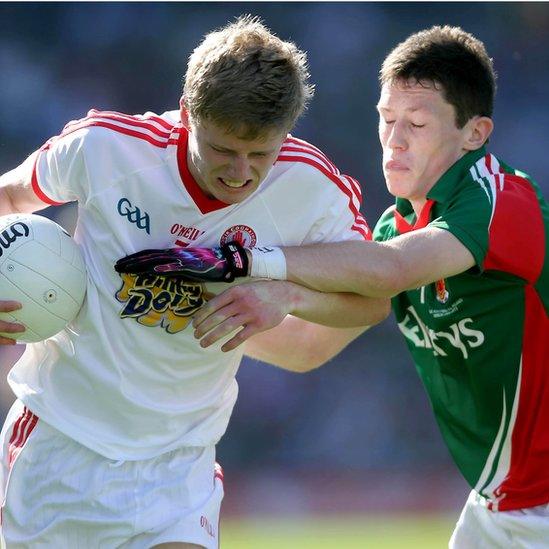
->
[182, 110, 287, 205]
[377, 80, 475, 209]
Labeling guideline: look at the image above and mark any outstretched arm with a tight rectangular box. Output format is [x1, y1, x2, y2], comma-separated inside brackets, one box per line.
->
[116, 226, 475, 299]
[281, 227, 475, 296]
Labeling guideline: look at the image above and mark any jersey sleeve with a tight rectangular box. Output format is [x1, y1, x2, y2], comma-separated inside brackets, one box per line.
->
[428, 183, 492, 269]
[431, 171, 546, 284]
[31, 120, 94, 206]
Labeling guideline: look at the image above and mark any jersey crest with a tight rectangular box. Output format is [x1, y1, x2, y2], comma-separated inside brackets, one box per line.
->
[435, 279, 449, 304]
[220, 224, 257, 247]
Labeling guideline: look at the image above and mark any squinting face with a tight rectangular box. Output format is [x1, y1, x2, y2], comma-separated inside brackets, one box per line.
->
[184, 115, 287, 205]
[377, 80, 471, 204]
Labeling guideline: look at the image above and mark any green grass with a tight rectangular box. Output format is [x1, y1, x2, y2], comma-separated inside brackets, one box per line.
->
[220, 514, 455, 548]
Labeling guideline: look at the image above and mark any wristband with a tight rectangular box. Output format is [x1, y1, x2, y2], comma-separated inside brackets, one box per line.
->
[250, 246, 287, 280]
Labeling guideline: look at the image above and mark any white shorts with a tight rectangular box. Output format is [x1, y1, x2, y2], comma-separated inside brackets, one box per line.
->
[450, 490, 549, 549]
[0, 400, 224, 549]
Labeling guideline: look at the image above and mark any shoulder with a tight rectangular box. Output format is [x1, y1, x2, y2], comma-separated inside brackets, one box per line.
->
[466, 152, 542, 207]
[275, 134, 363, 202]
[467, 152, 547, 281]
[277, 135, 341, 176]
[44, 109, 181, 153]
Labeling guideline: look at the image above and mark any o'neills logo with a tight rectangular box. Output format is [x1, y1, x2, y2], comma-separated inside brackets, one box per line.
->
[435, 279, 449, 304]
[220, 224, 257, 247]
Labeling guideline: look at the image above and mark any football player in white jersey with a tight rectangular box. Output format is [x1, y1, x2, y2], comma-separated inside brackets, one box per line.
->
[0, 15, 389, 549]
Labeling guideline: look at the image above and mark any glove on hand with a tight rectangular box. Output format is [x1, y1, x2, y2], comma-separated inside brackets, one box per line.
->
[114, 242, 249, 283]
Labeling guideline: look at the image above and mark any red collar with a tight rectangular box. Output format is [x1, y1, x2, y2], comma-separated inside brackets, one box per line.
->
[176, 128, 231, 214]
[394, 199, 436, 234]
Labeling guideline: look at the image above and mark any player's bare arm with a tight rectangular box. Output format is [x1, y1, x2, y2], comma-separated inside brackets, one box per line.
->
[244, 317, 369, 373]
[191, 279, 390, 352]
[0, 152, 46, 215]
[116, 226, 475, 300]
[280, 226, 475, 297]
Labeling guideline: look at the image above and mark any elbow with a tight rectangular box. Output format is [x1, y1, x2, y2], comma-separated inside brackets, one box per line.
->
[365, 251, 410, 298]
[372, 299, 392, 325]
[287, 347, 337, 374]
[291, 360, 329, 374]
[257, 347, 329, 374]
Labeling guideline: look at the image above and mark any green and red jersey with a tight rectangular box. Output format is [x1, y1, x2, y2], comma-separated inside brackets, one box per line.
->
[373, 147, 548, 511]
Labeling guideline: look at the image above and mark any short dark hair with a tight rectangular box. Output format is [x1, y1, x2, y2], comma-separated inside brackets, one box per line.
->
[184, 14, 314, 139]
[380, 26, 496, 128]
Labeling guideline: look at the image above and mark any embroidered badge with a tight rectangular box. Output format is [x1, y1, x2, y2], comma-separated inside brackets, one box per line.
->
[435, 279, 449, 304]
[220, 224, 257, 247]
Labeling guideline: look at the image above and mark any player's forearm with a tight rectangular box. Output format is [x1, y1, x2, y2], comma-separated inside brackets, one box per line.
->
[245, 317, 367, 372]
[287, 281, 390, 328]
[280, 229, 475, 297]
[281, 240, 402, 297]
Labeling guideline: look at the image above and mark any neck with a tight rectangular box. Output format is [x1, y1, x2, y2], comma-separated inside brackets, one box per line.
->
[186, 146, 210, 197]
[410, 198, 428, 218]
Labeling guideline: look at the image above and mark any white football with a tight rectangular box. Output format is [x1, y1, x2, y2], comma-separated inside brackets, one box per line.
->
[0, 213, 87, 342]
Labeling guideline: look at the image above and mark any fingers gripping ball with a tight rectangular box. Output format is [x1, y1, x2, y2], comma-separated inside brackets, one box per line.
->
[115, 242, 249, 282]
[0, 214, 87, 342]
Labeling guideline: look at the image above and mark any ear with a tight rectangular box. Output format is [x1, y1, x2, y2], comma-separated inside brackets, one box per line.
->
[463, 116, 494, 151]
[179, 96, 191, 130]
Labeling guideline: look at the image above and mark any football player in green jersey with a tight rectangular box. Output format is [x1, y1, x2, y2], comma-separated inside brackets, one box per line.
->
[125, 25, 548, 547]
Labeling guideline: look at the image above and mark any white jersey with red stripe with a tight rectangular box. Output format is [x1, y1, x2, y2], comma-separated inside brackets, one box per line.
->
[7, 109, 370, 460]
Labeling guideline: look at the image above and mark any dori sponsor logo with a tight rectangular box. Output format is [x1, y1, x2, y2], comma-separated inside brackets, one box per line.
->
[115, 273, 214, 333]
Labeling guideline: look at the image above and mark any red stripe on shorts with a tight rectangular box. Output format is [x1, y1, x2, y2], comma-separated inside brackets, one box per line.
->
[214, 462, 224, 484]
[7, 407, 39, 467]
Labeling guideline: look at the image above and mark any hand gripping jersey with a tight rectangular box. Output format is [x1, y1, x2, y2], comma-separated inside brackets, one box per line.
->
[374, 147, 548, 511]
[8, 109, 369, 460]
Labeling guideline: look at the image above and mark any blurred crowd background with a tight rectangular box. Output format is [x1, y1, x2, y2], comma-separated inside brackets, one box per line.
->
[0, 2, 547, 519]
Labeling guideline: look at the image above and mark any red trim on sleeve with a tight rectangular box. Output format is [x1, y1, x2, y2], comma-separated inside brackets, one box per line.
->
[59, 120, 179, 149]
[86, 109, 175, 131]
[285, 136, 338, 172]
[279, 145, 338, 175]
[31, 153, 65, 206]
[483, 175, 545, 283]
[64, 111, 176, 140]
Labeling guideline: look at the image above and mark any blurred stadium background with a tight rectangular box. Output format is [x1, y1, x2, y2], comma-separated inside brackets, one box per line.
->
[0, 3, 547, 547]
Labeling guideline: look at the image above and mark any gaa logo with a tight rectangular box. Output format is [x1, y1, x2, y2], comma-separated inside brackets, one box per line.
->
[117, 198, 150, 234]
[220, 224, 257, 247]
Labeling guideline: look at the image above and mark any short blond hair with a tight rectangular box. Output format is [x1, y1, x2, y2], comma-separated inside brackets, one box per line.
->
[183, 15, 314, 139]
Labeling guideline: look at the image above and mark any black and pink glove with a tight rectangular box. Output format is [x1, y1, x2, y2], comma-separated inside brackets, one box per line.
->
[114, 242, 249, 283]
